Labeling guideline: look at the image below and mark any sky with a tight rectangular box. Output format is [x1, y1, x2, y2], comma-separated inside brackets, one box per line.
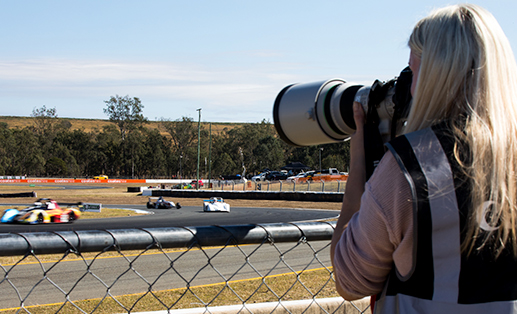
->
[0, 1, 516, 123]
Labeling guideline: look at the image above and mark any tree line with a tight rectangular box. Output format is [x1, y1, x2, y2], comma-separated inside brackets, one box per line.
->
[0, 97, 351, 179]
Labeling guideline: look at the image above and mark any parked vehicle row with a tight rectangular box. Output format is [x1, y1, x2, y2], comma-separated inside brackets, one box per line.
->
[251, 171, 288, 182]
[251, 168, 348, 182]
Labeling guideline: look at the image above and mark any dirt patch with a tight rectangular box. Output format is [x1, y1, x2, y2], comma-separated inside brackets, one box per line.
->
[0, 183, 342, 210]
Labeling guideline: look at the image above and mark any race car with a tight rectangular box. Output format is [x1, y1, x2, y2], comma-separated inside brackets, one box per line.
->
[203, 197, 230, 213]
[1, 198, 81, 224]
[146, 196, 181, 209]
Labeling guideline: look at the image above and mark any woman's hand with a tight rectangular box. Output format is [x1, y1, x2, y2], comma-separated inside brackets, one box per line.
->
[331, 101, 367, 264]
[340, 101, 367, 220]
[349, 102, 366, 172]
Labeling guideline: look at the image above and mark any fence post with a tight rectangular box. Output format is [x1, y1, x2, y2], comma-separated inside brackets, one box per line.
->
[293, 181, 296, 191]
[322, 181, 325, 192]
[337, 180, 341, 192]
[307, 180, 311, 191]
[280, 181, 283, 191]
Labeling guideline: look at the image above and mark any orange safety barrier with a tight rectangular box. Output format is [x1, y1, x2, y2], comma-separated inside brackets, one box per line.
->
[0, 179, 147, 184]
[294, 174, 348, 183]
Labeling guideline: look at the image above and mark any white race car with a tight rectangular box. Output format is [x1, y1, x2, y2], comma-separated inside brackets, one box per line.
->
[203, 197, 230, 212]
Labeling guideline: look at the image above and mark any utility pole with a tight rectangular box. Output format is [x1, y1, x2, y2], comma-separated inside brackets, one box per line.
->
[196, 108, 202, 190]
[319, 147, 323, 171]
[208, 122, 212, 187]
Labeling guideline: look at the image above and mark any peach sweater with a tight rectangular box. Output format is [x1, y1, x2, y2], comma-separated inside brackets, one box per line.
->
[333, 150, 414, 300]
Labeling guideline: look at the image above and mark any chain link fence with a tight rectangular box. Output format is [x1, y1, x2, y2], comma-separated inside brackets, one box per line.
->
[0, 221, 370, 314]
[164, 180, 346, 193]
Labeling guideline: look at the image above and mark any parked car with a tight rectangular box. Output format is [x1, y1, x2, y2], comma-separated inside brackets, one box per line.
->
[265, 171, 288, 181]
[220, 174, 243, 181]
[287, 172, 308, 181]
[94, 175, 108, 180]
[288, 171, 315, 182]
[251, 173, 267, 182]
[1, 198, 81, 224]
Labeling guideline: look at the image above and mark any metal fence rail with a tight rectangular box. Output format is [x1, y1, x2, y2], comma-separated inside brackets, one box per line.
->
[0, 222, 370, 314]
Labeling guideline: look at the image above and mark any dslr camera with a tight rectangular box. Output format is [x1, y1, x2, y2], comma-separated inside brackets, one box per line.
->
[273, 67, 413, 177]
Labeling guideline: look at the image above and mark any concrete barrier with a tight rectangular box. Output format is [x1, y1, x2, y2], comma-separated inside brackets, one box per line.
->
[132, 297, 370, 314]
[136, 189, 344, 202]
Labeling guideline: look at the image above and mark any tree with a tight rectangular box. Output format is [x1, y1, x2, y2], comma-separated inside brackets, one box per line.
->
[30, 105, 59, 160]
[211, 120, 283, 177]
[11, 129, 45, 176]
[55, 129, 95, 176]
[103, 95, 147, 141]
[161, 116, 200, 178]
[252, 135, 284, 172]
[0, 123, 14, 175]
[103, 95, 147, 177]
[45, 157, 68, 177]
[93, 125, 121, 177]
[141, 129, 169, 178]
[31, 105, 58, 136]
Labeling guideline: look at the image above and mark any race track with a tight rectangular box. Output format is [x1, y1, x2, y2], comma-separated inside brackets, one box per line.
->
[0, 204, 338, 233]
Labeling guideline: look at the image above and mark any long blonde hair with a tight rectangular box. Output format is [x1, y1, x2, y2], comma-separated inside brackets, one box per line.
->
[406, 4, 517, 256]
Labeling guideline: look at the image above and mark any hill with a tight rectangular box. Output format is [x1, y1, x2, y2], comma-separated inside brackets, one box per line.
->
[0, 116, 241, 135]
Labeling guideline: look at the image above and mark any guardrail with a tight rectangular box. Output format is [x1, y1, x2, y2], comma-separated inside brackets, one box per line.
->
[0, 222, 370, 314]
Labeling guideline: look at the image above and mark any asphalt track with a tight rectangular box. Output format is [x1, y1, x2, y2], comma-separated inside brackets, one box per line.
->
[0, 204, 339, 233]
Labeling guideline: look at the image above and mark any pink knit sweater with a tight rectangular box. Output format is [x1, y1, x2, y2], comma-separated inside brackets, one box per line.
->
[333, 150, 414, 300]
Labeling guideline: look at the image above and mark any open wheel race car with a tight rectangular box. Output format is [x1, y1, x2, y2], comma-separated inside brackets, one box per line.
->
[1, 198, 81, 224]
[203, 197, 230, 213]
[146, 196, 181, 209]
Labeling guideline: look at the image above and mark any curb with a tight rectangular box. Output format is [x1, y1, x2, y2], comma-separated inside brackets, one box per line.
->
[130, 297, 370, 314]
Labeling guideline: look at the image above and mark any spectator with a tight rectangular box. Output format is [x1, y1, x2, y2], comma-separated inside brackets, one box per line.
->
[331, 4, 517, 313]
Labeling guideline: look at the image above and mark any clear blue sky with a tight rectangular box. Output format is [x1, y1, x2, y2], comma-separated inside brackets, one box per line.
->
[1, 1, 515, 123]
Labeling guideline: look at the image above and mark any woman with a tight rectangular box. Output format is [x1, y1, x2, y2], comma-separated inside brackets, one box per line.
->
[331, 4, 517, 313]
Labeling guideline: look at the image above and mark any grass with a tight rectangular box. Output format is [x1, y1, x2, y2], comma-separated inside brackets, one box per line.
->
[0, 266, 339, 314]
[0, 116, 239, 136]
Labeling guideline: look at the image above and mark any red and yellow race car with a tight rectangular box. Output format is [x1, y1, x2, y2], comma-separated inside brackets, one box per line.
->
[1, 198, 81, 224]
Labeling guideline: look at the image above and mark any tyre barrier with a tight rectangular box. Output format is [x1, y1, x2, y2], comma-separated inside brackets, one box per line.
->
[127, 186, 143, 192]
[0, 191, 37, 198]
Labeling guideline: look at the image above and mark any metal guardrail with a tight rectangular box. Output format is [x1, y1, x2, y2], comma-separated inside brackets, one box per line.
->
[0, 222, 370, 314]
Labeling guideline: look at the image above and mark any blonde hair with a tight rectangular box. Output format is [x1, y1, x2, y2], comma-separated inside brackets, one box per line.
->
[406, 4, 517, 256]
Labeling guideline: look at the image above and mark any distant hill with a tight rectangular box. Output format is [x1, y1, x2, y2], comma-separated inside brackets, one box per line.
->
[0, 116, 241, 135]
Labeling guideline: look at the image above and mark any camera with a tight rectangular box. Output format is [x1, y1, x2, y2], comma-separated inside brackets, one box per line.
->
[272, 67, 413, 147]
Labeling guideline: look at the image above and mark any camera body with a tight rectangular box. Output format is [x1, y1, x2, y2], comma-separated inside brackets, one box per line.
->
[273, 67, 412, 147]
